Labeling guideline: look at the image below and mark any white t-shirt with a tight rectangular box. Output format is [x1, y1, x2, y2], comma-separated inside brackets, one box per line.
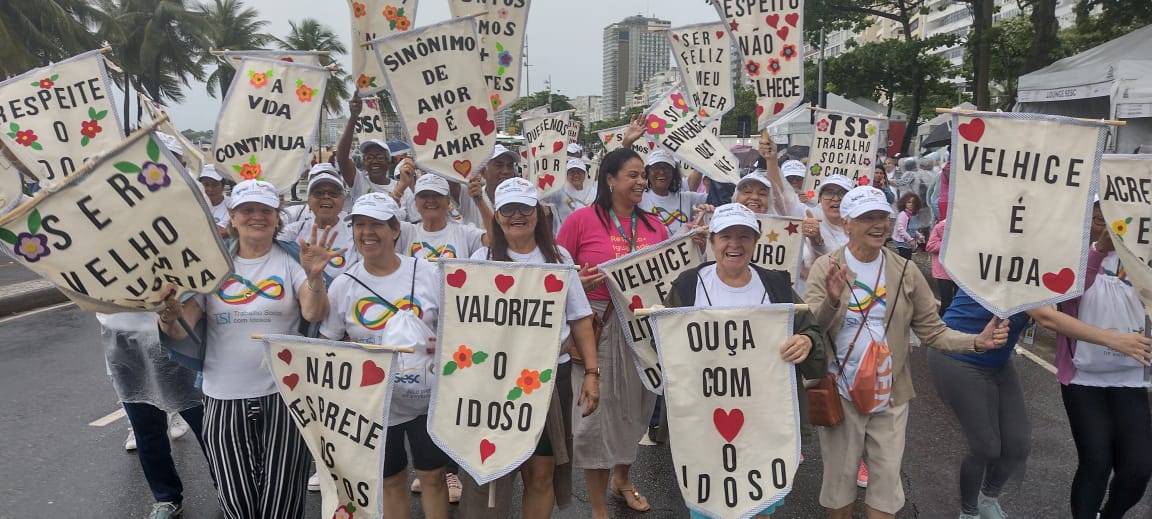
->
[350, 170, 419, 223]
[397, 220, 485, 260]
[692, 264, 771, 307]
[455, 189, 495, 229]
[541, 184, 595, 228]
[831, 249, 891, 406]
[320, 257, 441, 425]
[210, 199, 230, 230]
[639, 190, 708, 235]
[200, 247, 307, 399]
[277, 214, 359, 279]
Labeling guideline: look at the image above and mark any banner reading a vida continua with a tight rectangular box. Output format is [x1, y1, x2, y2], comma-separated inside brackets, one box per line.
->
[350, 0, 419, 96]
[448, 0, 530, 112]
[212, 57, 329, 191]
[941, 111, 1107, 317]
[0, 50, 123, 188]
[0, 122, 232, 311]
[598, 123, 654, 163]
[371, 18, 497, 184]
[601, 233, 704, 393]
[1100, 155, 1152, 322]
[669, 22, 736, 123]
[806, 108, 885, 193]
[139, 93, 205, 175]
[218, 50, 324, 67]
[644, 87, 740, 185]
[651, 305, 799, 519]
[521, 110, 573, 198]
[429, 259, 569, 484]
[262, 334, 396, 519]
[712, 0, 803, 129]
[706, 215, 805, 283]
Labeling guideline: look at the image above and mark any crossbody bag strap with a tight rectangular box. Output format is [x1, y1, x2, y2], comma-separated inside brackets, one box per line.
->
[836, 255, 885, 378]
[882, 257, 910, 337]
[343, 272, 400, 313]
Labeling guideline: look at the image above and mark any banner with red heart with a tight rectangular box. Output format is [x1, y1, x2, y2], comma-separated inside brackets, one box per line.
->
[712, 0, 805, 129]
[666, 21, 736, 124]
[520, 109, 575, 199]
[805, 106, 886, 194]
[597, 123, 655, 164]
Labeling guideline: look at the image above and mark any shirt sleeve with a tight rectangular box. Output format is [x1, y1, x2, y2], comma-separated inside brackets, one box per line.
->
[287, 252, 309, 293]
[463, 224, 486, 256]
[565, 268, 593, 321]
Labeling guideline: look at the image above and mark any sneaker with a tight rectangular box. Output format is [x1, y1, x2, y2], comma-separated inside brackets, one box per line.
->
[638, 432, 657, 446]
[125, 430, 137, 451]
[978, 495, 1007, 519]
[856, 460, 869, 488]
[960, 514, 979, 519]
[799, 453, 805, 465]
[410, 476, 422, 493]
[168, 413, 189, 440]
[446, 473, 462, 504]
[148, 502, 182, 519]
[308, 472, 320, 492]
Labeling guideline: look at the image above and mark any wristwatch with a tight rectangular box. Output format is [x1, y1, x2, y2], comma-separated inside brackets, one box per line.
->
[584, 368, 602, 377]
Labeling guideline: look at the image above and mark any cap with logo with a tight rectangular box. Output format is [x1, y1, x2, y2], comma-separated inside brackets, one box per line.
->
[414, 173, 450, 196]
[227, 180, 280, 210]
[494, 177, 538, 210]
[709, 203, 761, 234]
[346, 192, 400, 222]
[781, 160, 806, 179]
[840, 186, 895, 219]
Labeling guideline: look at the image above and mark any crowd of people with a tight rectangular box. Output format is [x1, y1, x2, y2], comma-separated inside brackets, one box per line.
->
[83, 105, 1152, 519]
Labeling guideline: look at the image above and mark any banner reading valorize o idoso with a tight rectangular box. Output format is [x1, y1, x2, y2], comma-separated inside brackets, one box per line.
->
[806, 108, 884, 193]
[598, 124, 653, 163]
[521, 110, 573, 198]
[1100, 155, 1152, 321]
[371, 18, 497, 184]
[712, 0, 803, 129]
[448, 0, 530, 112]
[706, 215, 804, 283]
[669, 22, 735, 123]
[601, 233, 703, 393]
[644, 87, 740, 185]
[941, 112, 1107, 317]
[429, 259, 569, 484]
[0, 50, 123, 188]
[262, 334, 396, 519]
[651, 305, 799, 519]
[212, 57, 329, 191]
[0, 126, 232, 310]
[351, 0, 419, 96]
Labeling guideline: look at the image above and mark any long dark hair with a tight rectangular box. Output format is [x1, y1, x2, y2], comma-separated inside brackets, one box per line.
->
[594, 148, 657, 233]
[487, 206, 564, 264]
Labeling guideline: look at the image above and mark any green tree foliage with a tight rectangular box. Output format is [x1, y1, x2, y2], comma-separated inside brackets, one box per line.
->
[0, 0, 107, 79]
[1068, 0, 1152, 52]
[199, 0, 273, 98]
[277, 18, 349, 115]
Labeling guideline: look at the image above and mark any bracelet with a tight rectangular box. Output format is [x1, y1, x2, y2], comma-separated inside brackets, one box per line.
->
[306, 278, 324, 292]
[584, 368, 602, 377]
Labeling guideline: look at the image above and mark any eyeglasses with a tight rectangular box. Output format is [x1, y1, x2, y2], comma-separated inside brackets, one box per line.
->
[363, 153, 389, 162]
[498, 203, 535, 217]
[820, 191, 846, 201]
[310, 189, 344, 199]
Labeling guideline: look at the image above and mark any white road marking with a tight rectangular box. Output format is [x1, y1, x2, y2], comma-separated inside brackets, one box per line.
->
[1015, 346, 1057, 374]
[0, 302, 75, 324]
[89, 408, 127, 427]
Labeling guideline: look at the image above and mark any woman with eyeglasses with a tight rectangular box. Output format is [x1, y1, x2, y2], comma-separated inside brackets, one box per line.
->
[278, 164, 356, 279]
[395, 173, 489, 262]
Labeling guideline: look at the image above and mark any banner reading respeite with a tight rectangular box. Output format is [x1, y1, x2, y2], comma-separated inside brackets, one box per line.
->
[651, 305, 799, 519]
[371, 18, 497, 184]
[601, 233, 704, 393]
[0, 50, 123, 188]
[262, 334, 396, 519]
[598, 124, 654, 163]
[0, 126, 232, 310]
[806, 108, 884, 193]
[521, 110, 572, 198]
[429, 259, 569, 484]
[713, 0, 804, 129]
[706, 215, 804, 283]
[941, 112, 1107, 317]
[211, 57, 329, 191]
[1100, 155, 1152, 321]
[351, 0, 419, 96]
[448, 0, 530, 113]
[644, 87, 740, 185]
[669, 22, 736, 123]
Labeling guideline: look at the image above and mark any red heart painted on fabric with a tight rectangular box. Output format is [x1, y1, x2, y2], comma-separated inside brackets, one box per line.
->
[716, 30, 726, 39]
[480, 439, 496, 463]
[280, 57, 295, 62]
[785, 13, 800, 27]
[773, 102, 785, 114]
[647, 141, 656, 151]
[713, 408, 745, 443]
[361, 360, 386, 386]
[277, 349, 292, 365]
[447, 269, 468, 288]
[544, 274, 564, 293]
[672, 34, 680, 41]
[531, 147, 538, 157]
[282, 373, 299, 391]
[467, 106, 496, 135]
[765, 14, 780, 28]
[958, 118, 985, 143]
[521, 150, 529, 159]
[538, 174, 555, 190]
[776, 27, 790, 41]
[628, 295, 643, 311]
[1042, 268, 1076, 294]
[495, 274, 515, 293]
[756, 104, 765, 118]
[453, 160, 472, 177]
[413, 118, 439, 146]
[553, 140, 565, 153]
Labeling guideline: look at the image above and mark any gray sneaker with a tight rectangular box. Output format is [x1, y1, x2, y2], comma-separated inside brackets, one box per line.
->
[148, 502, 182, 519]
[978, 498, 1007, 519]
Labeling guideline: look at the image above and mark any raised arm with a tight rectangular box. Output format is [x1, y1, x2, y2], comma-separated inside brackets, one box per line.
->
[336, 97, 363, 187]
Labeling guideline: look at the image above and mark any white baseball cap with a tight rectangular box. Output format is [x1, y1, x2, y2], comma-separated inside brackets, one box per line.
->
[199, 164, 223, 182]
[781, 160, 806, 179]
[567, 143, 584, 155]
[346, 192, 400, 222]
[359, 139, 390, 155]
[840, 186, 894, 219]
[709, 203, 760, 234]
[414, 173, 450, 196]
[227, 180, 280, 210]
[737, 169, 772, 191]
[566, 159, 588, 173]
[494, 177, 538, 210]
[818, 174, 854, 195]
[491, 144, 519, 162]
[646, 149, 677, 168]
[307, 168, 345, 192]
[156, 132, 183, 156]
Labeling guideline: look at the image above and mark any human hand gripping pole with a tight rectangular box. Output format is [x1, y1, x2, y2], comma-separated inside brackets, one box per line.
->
[974, 317, 1012, 352]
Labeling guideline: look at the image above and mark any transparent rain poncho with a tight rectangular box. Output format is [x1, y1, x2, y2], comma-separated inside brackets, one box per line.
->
[99, 312, 203, 412]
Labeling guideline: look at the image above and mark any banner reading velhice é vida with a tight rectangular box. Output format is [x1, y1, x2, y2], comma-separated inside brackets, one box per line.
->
[429, 259, 569, 484]
[651, 305, 799, 519]
[941, 112, 1107, 317]
[806, 108, 885, 192]
[644, 87, 740, 185]
[262, 334, 396, 519]
[212, 57, 329, 191]
[351, 0, 419, 96]
[600, 233, 703, 393]
[0, 50, 123, 188]
[712, 0, 803, 129]
[669, 21, 736, 123]
[0, 128, 232, 310]
[448, 0, 530, 112]
[521, 110, 572, 198]
[1100, 155, 1152, 321]
[372, 18, 497, 184]
[598, 124, 654, 163]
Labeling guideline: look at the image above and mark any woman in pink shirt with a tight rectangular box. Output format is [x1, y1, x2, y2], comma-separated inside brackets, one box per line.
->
[924, 218, 954, 316]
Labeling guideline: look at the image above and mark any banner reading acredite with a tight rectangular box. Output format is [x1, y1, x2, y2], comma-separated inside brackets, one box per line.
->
[1099, 154, 1152, 322]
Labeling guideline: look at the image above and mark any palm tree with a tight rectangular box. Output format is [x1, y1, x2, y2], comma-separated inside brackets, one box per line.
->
[0, 0, 107, 79]
[199, 0, 274, 98]
[277, 18, 350, 115]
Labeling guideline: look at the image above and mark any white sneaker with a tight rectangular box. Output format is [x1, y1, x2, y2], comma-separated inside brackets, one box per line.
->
[167, 413, 189, 440]
[410, 476, 422, 493]
[638, 433, 657, 446]
[308, 472, 320, 492]
[124, 430, 137, 451]
[445, 473, 462, 504]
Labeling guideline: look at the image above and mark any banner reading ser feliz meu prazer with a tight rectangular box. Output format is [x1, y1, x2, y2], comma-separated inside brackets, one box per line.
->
[372, 18, 497, 184]
[669, 21, 736, 123]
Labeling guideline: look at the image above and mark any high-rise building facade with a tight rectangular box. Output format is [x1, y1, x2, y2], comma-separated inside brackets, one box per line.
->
[601, 15, 672, 120]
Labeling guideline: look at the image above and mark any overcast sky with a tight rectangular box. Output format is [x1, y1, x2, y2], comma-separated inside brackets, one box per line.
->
[166, 0, 723, 130]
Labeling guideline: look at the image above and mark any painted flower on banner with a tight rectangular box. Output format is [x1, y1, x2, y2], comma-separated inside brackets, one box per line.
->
[235, 155, 263, 180]
[249, 69, 272, 88]
[396, 16, 412, 31]
[352, 2, 366, 17]
[384, 6, 411, 31]
[31, 74, 59, 90]
[115, 137, 173, 193]
[384, 5, 398, 19]
[498, 7, 509, 19]
[603, 133, 613, 143]
[810, 164, 822, 175]
[1112, 218, 1132, 238]
[670, 92, 690, 114]
[490, 93, 502, 110]
[768, 58, 782, 75]
[332, 503, 356, 519]
[698, 108, 710, 118]
[646, 114, 669, 137]
[495, 42, 514, 76]
[507, 368, 553, 400]
[781, 44, 798, 61]
[443, 345, 489, 375]
[866, 123, 878, 137]
[745, 60, 761, 77]
[0, 210, 52, 263]
[79, 106, 109, 147]
[357, 74, 377, 90]
[862, 157, 872, 167]
[8, 124, 42, 150]
[295, 79, 316, 102]
[816, 119, 830, 132]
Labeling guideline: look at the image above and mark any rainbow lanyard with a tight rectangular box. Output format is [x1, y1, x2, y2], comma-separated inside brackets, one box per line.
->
[610, 210, 637, 253]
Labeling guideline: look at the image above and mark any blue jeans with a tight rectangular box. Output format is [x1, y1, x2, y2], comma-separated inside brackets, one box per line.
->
[123, 402, 207, 504]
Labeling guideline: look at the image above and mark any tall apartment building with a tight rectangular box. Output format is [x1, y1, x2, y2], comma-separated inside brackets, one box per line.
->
[601, 15, 672, 120]
[572, 95, 603, 125]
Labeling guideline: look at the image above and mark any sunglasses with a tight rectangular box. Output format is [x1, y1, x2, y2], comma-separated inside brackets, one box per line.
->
[498, 203, 536, 217]
[310, 189, 344, 199]
[820, 190, 846, 201]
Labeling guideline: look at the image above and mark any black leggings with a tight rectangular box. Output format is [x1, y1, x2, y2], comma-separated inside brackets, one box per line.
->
[1060, 383, 1152, 519]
